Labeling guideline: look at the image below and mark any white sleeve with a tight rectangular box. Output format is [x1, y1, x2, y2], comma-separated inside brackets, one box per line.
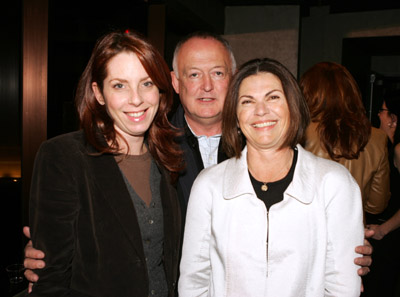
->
[178, 172, 213, 297]
[324, 168, 364, 297]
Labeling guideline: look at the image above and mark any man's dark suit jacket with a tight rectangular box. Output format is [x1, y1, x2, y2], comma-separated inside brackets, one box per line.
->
[29, 131, 181, 297]
[170, 104, 228, 216]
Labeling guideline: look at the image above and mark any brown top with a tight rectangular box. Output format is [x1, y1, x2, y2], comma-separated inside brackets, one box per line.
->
[116, 150, 152, 206]
[304, 122, 390, 215]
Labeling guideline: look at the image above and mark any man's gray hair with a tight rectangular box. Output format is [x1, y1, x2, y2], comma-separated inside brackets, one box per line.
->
[172, 31, 237, 79]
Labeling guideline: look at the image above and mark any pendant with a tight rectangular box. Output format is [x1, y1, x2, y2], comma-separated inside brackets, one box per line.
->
[261, 183, 268, 192]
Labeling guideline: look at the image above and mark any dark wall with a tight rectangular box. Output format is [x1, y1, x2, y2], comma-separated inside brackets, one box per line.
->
[1, 2, 21, 146]
[1, 3, 23, 295]
[47, 0, 149, 139]
[342, 36, 400, 128]
[164, 0, 225, 69]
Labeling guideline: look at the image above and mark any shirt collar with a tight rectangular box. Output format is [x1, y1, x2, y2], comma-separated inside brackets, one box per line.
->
[184, 116, 222, 138]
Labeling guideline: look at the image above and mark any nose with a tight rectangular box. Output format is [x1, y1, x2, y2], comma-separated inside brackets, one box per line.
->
[255, 101, 269, 116]
[128, 89, 143, 106]
[202, 74, 214, 92]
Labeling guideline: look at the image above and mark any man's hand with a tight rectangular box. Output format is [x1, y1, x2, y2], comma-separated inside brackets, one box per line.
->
[23, 226, 46, 293]
[354, 228, 374, 292]
[354, 228, 373, 276]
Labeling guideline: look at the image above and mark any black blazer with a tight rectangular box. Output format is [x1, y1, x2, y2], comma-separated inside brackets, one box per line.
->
[170, 104, 228, 214]
[29, 131, 181, 297]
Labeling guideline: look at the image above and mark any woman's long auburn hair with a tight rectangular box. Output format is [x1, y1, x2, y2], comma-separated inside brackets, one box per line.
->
[76, 30, 184, 182]
[299, 62, 371, 160]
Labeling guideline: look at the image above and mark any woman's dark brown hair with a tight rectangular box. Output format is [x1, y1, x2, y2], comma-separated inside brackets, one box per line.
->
[222, 58, 310, 158]
[76, 30, 183, 180]
[299, 62, 371, 160]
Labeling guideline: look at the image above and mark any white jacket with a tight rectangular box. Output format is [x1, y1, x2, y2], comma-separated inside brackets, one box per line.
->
[179, 145, 363, 297]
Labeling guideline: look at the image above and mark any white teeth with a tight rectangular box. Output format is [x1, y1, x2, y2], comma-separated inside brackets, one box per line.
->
[252, 121, 275, 128]
[200, 98, 213, 101]
[127, 111, 145, 117]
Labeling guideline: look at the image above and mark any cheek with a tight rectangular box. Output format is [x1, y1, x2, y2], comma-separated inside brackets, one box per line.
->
[103, 95, 120, 111]
[151, 93, 160, 106]
[277, 103, 290, 119]
[216, 80, 229, 94]
[143, 89, 160, 105]
[181, 81, 197, 94]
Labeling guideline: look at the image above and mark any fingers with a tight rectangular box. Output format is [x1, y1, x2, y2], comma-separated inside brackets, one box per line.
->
[357, 266, 370, 277]
[24, 268, 39, 283]
[355, 241, 373, 256]
[364, 228, 375, 239]
[354, 255, 372, 267]
[28, 282, 34, 293]
[23, 225, 43, 290]
[354, 240, 373, 277]
[23, 226, 31, 239]
[354, 254, 372, 273]
[24, 241, 45, 259]
[24, 257, 45, 270]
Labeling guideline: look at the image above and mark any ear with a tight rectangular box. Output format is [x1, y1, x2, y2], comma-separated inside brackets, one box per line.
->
[92, 82, 105, 105]
[392, 114, 398, 127]
[171, 71, 180, 94]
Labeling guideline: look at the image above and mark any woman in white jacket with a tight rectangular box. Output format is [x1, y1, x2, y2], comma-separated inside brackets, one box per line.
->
[178, 58, 364, 297]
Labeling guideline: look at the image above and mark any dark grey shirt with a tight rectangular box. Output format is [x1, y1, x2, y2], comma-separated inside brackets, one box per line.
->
[120, 159, 167, 297]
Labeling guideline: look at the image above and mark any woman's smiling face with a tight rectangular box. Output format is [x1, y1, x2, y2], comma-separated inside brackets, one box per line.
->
[237, 72, 290, 152]
[92, 51, 160, 144]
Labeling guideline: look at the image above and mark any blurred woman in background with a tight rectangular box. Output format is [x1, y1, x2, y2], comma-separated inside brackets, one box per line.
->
[300, 62, 390, 218]
[363, 89, 400, 297]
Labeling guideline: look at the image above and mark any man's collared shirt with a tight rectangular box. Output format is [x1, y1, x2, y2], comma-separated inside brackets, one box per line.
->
[185, 118, 221, 169]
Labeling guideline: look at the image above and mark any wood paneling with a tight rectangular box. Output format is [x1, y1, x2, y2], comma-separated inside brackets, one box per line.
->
[22, 0, 48, 224]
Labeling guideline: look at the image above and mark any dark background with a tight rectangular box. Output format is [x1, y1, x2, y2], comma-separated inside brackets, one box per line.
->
[2, 0, 400, 295]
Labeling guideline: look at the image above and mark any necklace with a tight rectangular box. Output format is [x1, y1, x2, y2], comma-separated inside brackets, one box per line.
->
[261, 183, 268, 192]
[252, 149, 294, 193]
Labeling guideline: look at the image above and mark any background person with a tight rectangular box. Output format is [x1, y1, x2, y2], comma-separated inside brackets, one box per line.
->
[27, 30, 183, 297]
[363, 89, 400, 297]
[178, 58, 364, 296]
[300, 62, 390, 218]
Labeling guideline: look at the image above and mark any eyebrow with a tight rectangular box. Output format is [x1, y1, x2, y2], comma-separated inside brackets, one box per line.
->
[211, 65, 227, 70]
[239, 89, 282, 99]
[109, 78, 129, 83]
[108, 76, 151, 83]
[185, 65, 227, 72]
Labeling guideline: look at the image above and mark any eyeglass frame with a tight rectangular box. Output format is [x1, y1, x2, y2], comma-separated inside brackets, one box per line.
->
[378, 108, 390, 114]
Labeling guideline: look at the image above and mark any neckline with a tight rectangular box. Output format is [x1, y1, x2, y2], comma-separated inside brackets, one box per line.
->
[248, 147, 298, 187]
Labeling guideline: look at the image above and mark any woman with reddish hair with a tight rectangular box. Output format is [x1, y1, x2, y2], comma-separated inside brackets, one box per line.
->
[27, 30, 183, 297]
[300, 62, 390, 217]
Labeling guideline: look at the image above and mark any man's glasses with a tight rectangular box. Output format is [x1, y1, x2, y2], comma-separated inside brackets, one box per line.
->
[379, 108, 390, 114]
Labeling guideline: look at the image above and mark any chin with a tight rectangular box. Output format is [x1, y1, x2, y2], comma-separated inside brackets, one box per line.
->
[199, 110, 220, 118]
